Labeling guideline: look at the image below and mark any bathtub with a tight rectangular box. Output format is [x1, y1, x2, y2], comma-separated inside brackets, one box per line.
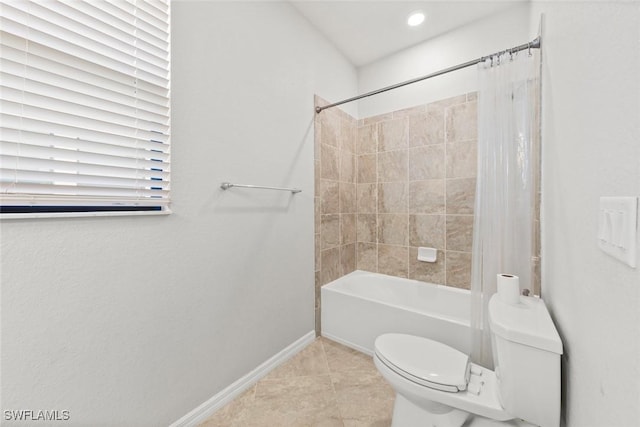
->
[321, 270, 471, 356]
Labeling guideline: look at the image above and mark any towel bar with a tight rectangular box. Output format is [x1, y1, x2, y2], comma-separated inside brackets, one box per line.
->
[220, 182, 302, 194]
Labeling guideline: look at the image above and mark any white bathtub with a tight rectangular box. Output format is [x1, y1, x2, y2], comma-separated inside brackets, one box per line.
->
[321, 270, 471, 356]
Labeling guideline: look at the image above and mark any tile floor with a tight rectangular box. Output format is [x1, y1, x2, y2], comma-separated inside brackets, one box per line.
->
[199, 337, 395, 427]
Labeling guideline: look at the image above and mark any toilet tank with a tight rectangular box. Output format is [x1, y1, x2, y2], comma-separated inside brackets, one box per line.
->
[488, 294, 563, 427]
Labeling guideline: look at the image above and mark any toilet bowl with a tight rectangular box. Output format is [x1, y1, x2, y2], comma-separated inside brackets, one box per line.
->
[374, 294, 563, 427]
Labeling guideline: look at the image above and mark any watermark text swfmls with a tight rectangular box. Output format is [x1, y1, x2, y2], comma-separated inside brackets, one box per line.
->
[4, 410, 70, 421]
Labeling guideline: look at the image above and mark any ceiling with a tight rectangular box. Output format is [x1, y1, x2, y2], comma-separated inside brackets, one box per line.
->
[290, 1, 527, 67]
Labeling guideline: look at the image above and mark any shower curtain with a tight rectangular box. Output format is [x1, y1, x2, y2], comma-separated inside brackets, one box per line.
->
[470, 50, 539, 368]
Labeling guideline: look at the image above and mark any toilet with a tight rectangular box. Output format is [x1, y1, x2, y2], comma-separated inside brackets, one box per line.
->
[374, 293, 563, 427]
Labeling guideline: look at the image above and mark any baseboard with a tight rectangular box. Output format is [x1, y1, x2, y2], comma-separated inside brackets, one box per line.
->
[169, 330, 316, 427]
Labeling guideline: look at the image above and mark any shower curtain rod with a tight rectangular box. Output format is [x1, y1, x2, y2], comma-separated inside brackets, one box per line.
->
[315, 36, 541, 114]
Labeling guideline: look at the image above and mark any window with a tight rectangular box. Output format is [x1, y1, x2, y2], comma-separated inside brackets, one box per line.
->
[0, 0, 170, 216]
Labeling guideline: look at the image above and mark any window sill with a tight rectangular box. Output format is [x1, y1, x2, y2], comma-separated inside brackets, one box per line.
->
[0, 209, 172, 220]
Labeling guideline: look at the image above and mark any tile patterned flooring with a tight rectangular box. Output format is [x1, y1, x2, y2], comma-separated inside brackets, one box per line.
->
[199, 337, 395, 427]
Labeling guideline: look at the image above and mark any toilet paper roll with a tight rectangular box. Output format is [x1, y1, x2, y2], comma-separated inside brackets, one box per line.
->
[497, 274, 520, 305]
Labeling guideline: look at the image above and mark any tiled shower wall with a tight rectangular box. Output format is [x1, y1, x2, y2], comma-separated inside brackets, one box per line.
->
[314, 96, 358, 334]
[355, 93, 479, 288]
[314, 92, 540, 334]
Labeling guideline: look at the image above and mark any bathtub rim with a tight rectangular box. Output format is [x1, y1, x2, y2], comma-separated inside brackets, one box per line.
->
[321, 270, 471, 327]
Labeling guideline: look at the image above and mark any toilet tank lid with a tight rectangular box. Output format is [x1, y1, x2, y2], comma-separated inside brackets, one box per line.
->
[488, 295, 563, 354]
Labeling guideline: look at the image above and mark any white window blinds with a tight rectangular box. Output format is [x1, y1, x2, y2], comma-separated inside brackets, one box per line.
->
[0, 0, 170, 214]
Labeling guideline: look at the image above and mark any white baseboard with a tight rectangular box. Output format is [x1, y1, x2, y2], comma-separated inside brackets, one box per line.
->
[170, 330, 316, 427]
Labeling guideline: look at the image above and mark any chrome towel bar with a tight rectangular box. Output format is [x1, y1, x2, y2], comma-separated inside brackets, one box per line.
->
[220, 182, 302, 194]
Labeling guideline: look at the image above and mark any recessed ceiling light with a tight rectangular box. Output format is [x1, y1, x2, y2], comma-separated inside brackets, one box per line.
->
[407, 11, 425, 27]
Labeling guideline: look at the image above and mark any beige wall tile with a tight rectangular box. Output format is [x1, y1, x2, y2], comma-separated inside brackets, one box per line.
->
[320, 111, 340, 147]
[356, 214, 377, 243]
[321, 214, 340, 250]
[378, 118, 408, 152]
[378, 182, 407, 213]
[321, 247, 341, 285]
[446, 101, 477, 143]
[357, 124, 377, 154]
[339, 182, 356, 213]
[315, 271, 321, 309]
[409, 111, 445, 147]
[378, 150, 407, 182]
[341, 119, 356, 154]
[340, 151, 356, 183]
[314, 103, 360, 332]
[346, 95, 482, 291]
[321, 143, 339, 180]
[534, 218, 541, 257]
[378, 245, 408, 278]
[356, 242, 377, 272]
[446, 141, 477, 179]
[341, 213, 356, 245]
[315, 90, 537, 298]
[315, 197, 321, 231]
[356, 183, 377, 213]
[409, 214, 445, 248]
[320, 179, 339, 214]
[314, 121, 321, 161]
[409, 180, 445, 214]
[425, 110, 446, 146]
[409, 145, 445, 180]
[315, 234, 321, 271]
[409, 247, 445, 284]
[408, 114, 428, 147]
[446, 178, 476, 214]
[314, 160, 321, 196]
[340, 244, 356, 275]
[357, 154, 377, 183]
[445, 251, 472, 289]
[446, 215, 474, 252]
[378, 214, 408, 246]
[311, 92, 549, 337]
[533, 257, 541, 297]
[315, 307, 321, 337]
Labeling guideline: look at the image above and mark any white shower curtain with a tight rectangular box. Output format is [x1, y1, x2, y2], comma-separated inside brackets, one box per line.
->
[470, 50, 539, 368]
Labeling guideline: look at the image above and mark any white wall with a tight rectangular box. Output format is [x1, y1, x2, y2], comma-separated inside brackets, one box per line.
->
[532, 1, 640, 426]
[357, 2, 532, 117]
[0, 1, 357, 425]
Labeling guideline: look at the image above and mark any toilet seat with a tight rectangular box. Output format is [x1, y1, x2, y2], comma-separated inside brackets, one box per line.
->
[374, 333, 470, 393]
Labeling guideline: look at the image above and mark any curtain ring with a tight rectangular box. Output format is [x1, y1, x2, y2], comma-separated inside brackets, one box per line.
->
[528, 43, 532, 57]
